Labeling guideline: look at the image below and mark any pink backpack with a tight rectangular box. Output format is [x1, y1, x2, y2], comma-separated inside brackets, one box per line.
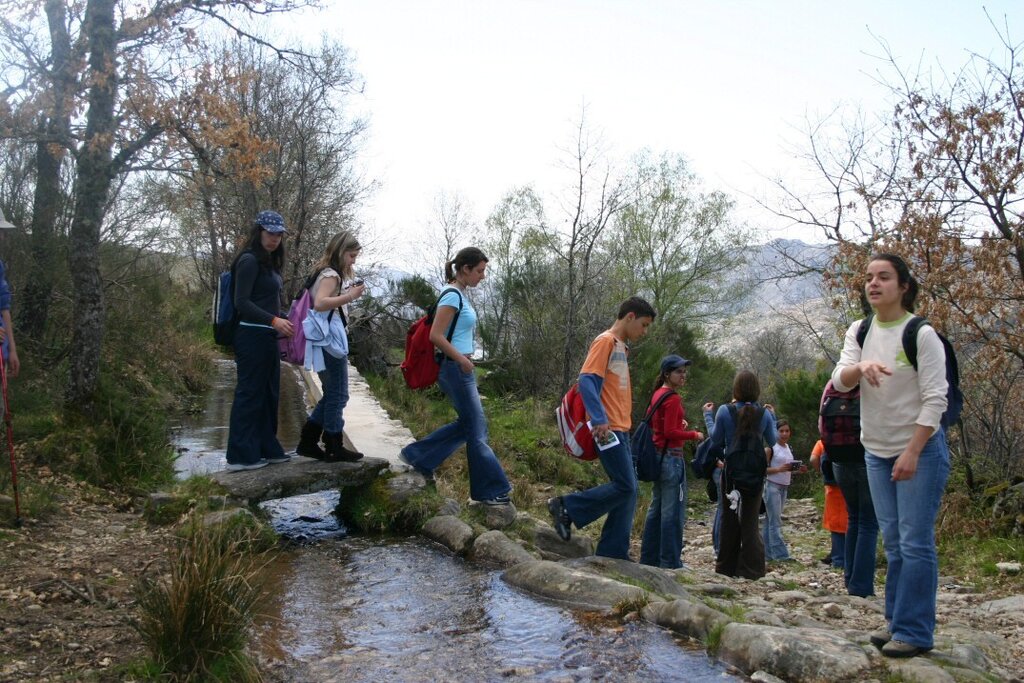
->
[278, 288, 314, 365]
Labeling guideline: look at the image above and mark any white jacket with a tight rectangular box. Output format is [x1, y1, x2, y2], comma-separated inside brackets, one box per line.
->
[303, 309, 348, 372]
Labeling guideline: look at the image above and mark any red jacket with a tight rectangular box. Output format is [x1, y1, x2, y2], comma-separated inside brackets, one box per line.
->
[650, 387, 702, 449]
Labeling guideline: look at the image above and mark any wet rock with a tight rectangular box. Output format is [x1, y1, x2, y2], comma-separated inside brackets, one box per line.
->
[210, 455, 389, 504]
[472, 530, 535, 568]
[750, 671, 788, 683]
[503, 559, 657, 612]
[565, 556, 691, 599]
[421, 515, 474, 555]
[642, 597, 730, 640]
[717, 623, 871, 682]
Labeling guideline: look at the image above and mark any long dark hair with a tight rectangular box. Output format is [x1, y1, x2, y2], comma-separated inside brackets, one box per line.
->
[236, 223, 285, 272]
[445, 247, 488, 282]
[870, 253, 918, 312]
[732, 370, 762, 436]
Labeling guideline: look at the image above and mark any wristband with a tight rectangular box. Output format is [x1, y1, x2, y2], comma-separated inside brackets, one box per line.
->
[271, 317, 280, 326]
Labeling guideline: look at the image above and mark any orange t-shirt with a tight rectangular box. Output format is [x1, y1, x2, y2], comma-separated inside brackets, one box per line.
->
[580, 331, 631, 432]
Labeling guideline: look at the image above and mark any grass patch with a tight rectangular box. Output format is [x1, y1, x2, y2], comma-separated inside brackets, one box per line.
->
[705, 621, 726, 655]
[134, 523, 270, 681]
[336, 474, 446, 534]
[612, 592, 650, 616]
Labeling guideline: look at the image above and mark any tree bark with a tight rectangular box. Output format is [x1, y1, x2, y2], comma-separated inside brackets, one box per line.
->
[66, 0, 117, 411]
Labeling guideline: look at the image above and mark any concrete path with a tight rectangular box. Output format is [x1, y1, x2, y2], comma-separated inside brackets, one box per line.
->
[302, 364, 414, 473]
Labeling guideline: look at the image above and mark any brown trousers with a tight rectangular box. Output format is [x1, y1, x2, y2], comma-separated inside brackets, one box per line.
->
[715, 489, 766, 580]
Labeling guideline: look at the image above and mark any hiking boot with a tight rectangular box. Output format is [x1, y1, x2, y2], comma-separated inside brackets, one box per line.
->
[881, 639, 927, 658]
[225, 460, 268, 472]
[296, 420, 327, 459]
[869, 627, 892, 648]
[324, 431, 363, 462]
[547, 496, 572, 542]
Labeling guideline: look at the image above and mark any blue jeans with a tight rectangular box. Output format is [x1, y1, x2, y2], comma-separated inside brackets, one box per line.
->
[865, 431, 950, 650]
[226, 326, 285, 465]
[562, 431, 638, 560]
[400, 358, 511, 502]
[712, 466, 723, 555]
[831, 532, 846, 569]
[762, 481, 791, 561]
[309, 351, 349, 433]
[833, 460, 878, 596]
[640, 452, 687, 569]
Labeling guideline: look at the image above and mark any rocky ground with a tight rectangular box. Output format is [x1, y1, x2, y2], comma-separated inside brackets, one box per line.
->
[1, 467, 1022, 682]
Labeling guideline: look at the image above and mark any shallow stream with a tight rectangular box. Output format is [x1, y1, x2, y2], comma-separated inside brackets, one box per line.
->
[171, 358, 733, 681]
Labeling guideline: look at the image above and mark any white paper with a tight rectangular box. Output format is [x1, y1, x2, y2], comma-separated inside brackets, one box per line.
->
[587, 421, 620, 451]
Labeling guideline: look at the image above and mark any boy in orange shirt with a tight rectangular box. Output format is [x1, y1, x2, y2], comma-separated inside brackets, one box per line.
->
[811, 439, 848, 568]
[548, 297, 656, 559]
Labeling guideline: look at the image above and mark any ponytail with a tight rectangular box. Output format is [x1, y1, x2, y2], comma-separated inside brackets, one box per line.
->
[446, 246, 488, 282]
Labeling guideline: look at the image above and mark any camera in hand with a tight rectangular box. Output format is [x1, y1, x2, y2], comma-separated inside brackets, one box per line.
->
[790, 460, 803, 471]
[352, 278, 364, 286]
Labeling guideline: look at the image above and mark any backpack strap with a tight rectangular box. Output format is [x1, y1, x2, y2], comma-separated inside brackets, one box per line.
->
[641, 389, 676, 425]
[857, 313, 927, 372]
[430, 287, 464, 343]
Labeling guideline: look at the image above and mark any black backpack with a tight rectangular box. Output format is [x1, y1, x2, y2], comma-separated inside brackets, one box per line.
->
[722, 404, 768, 498]
[856, 314, 964, 429]
[631, 389, 677, 482]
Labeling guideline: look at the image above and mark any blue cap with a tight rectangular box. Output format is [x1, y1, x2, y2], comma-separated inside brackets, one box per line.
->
[254, 210, 287, 234]
[660, 354, 692, 374]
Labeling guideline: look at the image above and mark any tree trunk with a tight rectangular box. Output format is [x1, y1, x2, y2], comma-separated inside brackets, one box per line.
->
[19, 0, 73, 338]
[66, 0, 117, 411]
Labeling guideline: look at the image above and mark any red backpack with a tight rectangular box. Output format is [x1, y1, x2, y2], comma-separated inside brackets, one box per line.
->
[400, 288, 463, 389]
[554, 384, 598, 461]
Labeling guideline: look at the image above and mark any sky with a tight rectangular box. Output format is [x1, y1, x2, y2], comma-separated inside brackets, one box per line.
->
[287, 0, 1021, 266]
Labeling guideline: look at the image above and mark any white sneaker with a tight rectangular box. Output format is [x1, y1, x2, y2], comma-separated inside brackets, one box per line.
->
[265, 455, 291, 465]
[225, 460, 269, 472]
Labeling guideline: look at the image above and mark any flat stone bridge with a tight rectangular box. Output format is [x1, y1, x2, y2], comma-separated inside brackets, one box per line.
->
[211, 364, 416, 505]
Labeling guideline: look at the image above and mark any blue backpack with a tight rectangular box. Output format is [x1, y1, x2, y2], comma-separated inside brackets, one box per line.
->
[856, 314, 963, 429]
[212, 260, 240, 347]
[631, 389, 677, 482]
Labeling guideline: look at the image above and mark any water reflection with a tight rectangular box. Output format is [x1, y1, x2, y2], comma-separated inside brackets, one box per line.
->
[171, 357, 310, 478]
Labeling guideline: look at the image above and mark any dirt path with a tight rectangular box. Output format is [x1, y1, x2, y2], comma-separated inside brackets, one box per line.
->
[0, 470, 175, 682]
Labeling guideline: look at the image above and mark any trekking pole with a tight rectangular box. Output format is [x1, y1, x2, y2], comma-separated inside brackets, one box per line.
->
[0, 351, 21, 527]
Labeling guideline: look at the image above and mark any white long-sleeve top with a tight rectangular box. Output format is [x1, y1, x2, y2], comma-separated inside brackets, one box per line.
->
[832, 313, 948, 458]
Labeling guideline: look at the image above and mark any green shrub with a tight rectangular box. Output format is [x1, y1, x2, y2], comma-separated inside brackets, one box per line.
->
[133, 524, 268, 681]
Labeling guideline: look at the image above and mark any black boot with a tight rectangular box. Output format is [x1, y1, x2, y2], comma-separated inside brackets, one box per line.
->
[296, 420, 327, 460]
[324, 431, 363, 462]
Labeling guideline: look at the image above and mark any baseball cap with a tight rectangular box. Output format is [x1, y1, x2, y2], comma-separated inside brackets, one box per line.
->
[254, 210, 287, 234]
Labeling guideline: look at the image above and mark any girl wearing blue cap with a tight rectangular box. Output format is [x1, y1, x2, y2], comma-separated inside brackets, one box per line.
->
[639, 354, 704, 569]
[225, 211, 294, 471]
